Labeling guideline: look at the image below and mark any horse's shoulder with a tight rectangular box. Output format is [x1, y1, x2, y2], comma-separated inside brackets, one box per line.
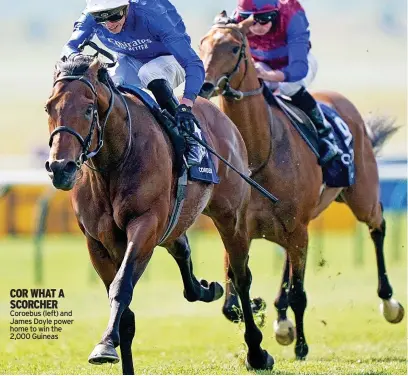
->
[194, 97, 233, 130]
[123, 92, 152, 113]
[123, 92, 162, 133]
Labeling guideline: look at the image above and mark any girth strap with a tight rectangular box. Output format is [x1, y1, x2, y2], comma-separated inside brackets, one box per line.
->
[158, 167, 188, 245]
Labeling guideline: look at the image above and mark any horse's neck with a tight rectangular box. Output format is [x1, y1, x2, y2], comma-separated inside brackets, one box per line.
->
[92, 88, 131, 171]
[220, 69, 272, 168]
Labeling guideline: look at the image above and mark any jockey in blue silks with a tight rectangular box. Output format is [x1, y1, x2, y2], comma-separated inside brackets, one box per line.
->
[61, 0, 206, 167]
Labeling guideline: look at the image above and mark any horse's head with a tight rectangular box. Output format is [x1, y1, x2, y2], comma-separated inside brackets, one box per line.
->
[45, 55, 110, 190]
[199, 11, 254, 99]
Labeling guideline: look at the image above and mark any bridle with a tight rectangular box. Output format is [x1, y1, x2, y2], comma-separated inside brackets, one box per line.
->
[201, 23, 273, 176]
[48, 72, 132, 172]
[204, 24, 264, 101]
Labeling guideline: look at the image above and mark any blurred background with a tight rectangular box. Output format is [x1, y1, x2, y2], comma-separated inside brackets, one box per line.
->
[0, 1, 406, 374]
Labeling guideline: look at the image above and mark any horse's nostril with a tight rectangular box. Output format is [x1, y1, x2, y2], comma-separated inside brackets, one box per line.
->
[45, 160, 52, 173]
[45, 160, 76, 175]
[64, 161, 77, 175]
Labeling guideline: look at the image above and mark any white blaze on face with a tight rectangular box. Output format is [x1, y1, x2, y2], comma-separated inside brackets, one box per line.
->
[212, 31, 226, 41]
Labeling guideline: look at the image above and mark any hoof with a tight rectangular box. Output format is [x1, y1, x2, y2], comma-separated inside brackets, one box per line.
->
[209, 281, 224, 301]
[245, 350, 274, 371]
[200, 279, 209, 288]
[88, 343, 119, 365]
[222, 303, 242, 323]
[274, 318, 295, 346]
[198, 279, 224, 302]
[380, 299, 405, 324]
[183, 279, 224, 303]
[251, 297, 267, 327]
[251, 297, 266, 314]
[295, 342, 309, 360]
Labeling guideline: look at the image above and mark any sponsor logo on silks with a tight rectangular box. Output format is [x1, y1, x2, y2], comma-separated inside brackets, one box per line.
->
[107, 38, 152, 52]
[199, 167, 212, 174]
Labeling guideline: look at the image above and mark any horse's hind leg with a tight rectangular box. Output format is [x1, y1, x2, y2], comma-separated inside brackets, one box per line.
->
[343, 188, 405, 324]
[84, 236, 135, 374]
[371, 217, 404, 323]
[214, 218, 274, 370]
[166, 234, 223, 303]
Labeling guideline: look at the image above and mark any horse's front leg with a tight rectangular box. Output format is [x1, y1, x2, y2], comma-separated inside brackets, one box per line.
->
[84, 232, 136, 374]
[88, 216, 157, 368]
[222, 250, 267, 324]
[222, 251, 242, 322]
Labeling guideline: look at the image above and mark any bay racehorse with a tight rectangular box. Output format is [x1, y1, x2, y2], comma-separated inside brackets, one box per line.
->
[198, 13, 404, 360]
[45, 54, 275, 372]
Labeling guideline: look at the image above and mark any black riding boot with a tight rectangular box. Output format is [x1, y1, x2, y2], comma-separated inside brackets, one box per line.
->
[147, 79, 206, 167]
[291, 88, 339, 165]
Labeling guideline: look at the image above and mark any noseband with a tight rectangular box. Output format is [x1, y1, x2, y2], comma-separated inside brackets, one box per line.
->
[49, 74, 131, 171]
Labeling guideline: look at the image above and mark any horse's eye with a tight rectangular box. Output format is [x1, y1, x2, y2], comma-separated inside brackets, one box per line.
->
[85, 105, 93, 118]
[232, 46, 240, 54]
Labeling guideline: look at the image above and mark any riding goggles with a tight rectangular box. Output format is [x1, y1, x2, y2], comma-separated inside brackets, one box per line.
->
[91, 5, 127, 23]
[239, 10, 279, 25]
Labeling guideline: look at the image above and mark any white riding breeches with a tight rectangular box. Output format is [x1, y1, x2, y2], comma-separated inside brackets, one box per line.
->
[108, 53, 203, 146]
[255, 53, 318, 96]
[108, 54, 186, 90]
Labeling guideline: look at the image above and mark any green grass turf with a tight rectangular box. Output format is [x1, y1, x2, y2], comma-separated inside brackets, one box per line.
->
[0, 222, 406, 374]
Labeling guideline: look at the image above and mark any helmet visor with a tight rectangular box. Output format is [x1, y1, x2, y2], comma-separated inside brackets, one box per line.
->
[91, 5, 127, 23]
[239, 10, 278, 25]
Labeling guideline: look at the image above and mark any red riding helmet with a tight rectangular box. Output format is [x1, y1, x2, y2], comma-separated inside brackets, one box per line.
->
[237, 0, 279, 14]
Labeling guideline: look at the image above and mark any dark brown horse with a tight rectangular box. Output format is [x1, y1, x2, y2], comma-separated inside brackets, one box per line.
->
[199, 14, 404, 360]
[45, 55, 274, 373]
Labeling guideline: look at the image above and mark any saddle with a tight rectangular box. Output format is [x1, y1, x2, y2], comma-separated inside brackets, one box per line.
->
[118, 84, 220, 184]
[262, 85, 355, 188]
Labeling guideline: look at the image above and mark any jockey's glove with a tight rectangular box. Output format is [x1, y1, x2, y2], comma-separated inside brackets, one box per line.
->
[175, 104, 197, 134]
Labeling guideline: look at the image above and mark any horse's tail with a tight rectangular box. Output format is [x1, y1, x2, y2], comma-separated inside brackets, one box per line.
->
[364, 115, 400, 155]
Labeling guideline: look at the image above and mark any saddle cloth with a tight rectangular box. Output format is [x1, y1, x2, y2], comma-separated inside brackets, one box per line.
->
[263, 86, 355, 187]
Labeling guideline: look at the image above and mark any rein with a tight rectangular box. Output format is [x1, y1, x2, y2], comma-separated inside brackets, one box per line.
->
[49, 74, 132, 173]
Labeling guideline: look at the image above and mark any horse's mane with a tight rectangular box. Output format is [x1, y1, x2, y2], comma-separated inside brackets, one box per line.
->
[54, 54, 112, 85]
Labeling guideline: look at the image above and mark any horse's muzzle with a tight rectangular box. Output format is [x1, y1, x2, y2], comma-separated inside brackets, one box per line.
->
[45, 159, 77, 191]
[199, 81, 216, 99]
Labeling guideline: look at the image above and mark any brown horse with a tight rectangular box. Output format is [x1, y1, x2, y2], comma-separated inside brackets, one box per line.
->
[198, 14, 404, 360]
[45, 54, 275, 372]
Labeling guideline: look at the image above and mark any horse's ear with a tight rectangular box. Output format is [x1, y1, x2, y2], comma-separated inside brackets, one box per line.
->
[87, 57, 102, 81]
[238, 15, 254, 34]
[53, 61, 62, 81]
[213, 10, 228, 24]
